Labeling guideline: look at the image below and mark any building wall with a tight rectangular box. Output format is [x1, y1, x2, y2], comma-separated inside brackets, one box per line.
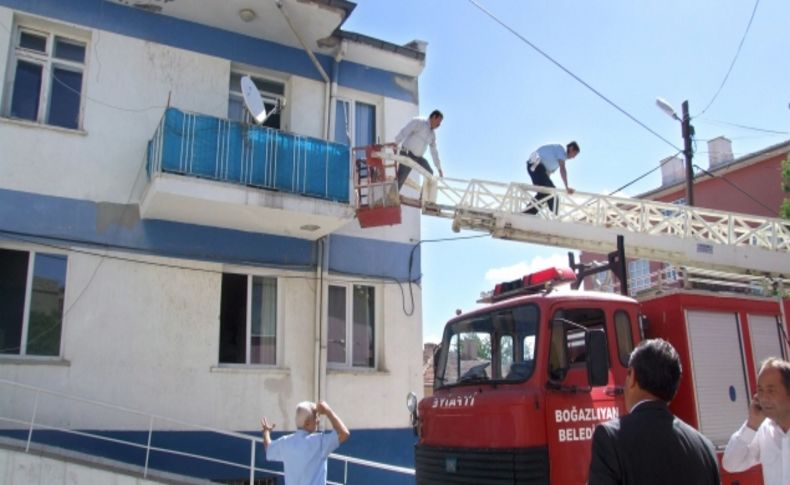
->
[654, 152, 787, 217]
[0, 0, 425, 471]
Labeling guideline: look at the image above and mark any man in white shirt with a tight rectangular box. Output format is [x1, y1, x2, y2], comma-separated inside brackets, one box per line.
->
[261, 400, 350, 484]
[394, 109, 444, 190]
[723, 357, 790, 485]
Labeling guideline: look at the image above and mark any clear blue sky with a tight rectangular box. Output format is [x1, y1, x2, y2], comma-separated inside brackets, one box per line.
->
[343, 0, 790, 343]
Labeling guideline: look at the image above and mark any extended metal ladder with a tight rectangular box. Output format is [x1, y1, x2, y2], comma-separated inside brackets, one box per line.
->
[421, 177, 790, 277]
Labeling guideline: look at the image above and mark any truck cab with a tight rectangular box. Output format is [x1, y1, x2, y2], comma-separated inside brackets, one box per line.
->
[411, 268, 641, 484]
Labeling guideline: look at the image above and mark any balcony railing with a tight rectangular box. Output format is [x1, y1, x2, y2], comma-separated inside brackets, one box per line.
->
[147, 108, 350, 203]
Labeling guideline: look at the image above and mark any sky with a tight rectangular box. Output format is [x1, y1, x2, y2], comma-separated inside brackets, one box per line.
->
[342, 0, 790, 344]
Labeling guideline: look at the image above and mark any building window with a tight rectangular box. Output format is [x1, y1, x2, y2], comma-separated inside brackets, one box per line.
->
[5, 25, 87, 130]
[328, 284, 375, 368]
[628, 259, 651, 295]
[228, 72, 285, 129]
[334, 99, 377, 147]
[0, 248, 67, 357]
[219, 273, 278, 365]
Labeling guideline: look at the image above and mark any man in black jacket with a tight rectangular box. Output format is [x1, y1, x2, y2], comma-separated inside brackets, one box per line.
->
[588, 338, 720, 485]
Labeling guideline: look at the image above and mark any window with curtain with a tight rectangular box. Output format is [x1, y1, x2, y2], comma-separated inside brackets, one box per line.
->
[328, 283, 375, 368]
[219, 273, 278, 365]
[333, 99, 377, 147]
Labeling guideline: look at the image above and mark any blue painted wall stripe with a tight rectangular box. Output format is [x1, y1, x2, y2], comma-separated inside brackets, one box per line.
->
[0, 428, 416, 484]
[0, 0, 418, 103]
[0, 188, 419, 281]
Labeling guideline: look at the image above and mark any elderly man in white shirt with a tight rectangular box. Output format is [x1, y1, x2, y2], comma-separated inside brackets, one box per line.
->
[261, 400, 350, 485]
[723, 357, 790, 485]
[394, 109, 444, 190]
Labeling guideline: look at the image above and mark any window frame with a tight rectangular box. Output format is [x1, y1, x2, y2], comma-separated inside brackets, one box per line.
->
[227, 68, 287, 129]
[0, 245, 69, 360]
[332, 96, 380, 148]
[4, 20, 89, 130]
[218, 272, 283, 368]
[327, 281, 378, 370]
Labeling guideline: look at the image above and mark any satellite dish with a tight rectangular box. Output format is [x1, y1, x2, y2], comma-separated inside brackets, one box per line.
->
[241, 75, 268, 124]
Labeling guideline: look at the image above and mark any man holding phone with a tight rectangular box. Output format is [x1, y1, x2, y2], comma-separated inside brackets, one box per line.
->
[722, 357, 790, 484]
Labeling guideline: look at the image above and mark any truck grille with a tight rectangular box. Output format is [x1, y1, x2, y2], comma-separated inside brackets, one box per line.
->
[415, 445, 548, 484]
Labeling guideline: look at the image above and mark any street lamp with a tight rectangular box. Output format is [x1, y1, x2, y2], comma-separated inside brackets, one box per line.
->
[656, 98, 695, 206]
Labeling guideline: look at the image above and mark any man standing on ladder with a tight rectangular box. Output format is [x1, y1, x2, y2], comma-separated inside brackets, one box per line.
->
[524, 141, 580, 214]
[394, 109, 444, 190]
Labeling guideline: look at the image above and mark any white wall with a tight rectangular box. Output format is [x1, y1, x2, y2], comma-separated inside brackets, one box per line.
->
[0, 7, 424, 435]
[0, 447, 169, 485]
[0, 247, 422, 432]
[0, 11, 229, 203]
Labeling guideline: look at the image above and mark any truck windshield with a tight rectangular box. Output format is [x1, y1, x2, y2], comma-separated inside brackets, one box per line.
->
[436, 304, 539, 387]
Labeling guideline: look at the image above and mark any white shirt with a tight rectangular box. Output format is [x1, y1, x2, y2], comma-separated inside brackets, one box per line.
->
[266, 430, 340, 485]
[394, 117, 441, 172]
[723, 420, 790, 485]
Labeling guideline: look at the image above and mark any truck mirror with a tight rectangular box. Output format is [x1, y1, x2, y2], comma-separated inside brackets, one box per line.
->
[585, 330, 609, 387]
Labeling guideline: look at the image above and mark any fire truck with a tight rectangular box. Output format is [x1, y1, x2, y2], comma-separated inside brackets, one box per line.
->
[352, 145, 790, 484]
[407, 240, 789, 484]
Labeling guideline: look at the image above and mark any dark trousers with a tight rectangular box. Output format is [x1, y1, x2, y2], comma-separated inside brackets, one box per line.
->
[396, 150, 433, 189]
[524, 162, 556, 214]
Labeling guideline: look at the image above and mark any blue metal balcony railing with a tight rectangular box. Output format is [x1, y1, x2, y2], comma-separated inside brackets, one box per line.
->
[147, 108, 350, 203]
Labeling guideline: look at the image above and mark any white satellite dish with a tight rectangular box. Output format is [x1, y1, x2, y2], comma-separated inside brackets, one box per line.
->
[240, 75, 268, 124]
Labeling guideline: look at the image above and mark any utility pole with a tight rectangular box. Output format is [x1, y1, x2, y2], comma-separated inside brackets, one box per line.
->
[681, 100, 695, 206]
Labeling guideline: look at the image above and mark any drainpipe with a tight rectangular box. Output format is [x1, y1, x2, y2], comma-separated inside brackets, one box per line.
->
[328, 40, 347, 142]
[314, 236, 330, 404]
[275, 0, 332, 139]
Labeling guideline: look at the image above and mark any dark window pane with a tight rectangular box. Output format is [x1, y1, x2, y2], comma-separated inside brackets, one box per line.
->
[0, 249, 29, 355]
[219, 273, 247, 363]
[262, 100, 280, 129]
[19, 31, 46, 52]
[229, 73, 242, 91]
[328, 285, 346, 363]
[48, 67, 82, 129]
[254, 77, 284, 96]
[352, 285, 374, 367]
[54, 37, 85, 63]
[354, 102, 376, 146]
[27, 253, 67, 356]
[10, 60, 42, 121]
[250, 276, 276, 365]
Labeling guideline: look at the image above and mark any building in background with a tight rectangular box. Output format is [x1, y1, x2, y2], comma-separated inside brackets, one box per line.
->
[0, 0, 427, 481]
[581, 138, 790, 294]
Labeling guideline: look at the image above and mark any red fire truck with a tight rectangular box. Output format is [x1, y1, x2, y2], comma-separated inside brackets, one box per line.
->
[407, 239, 789, 484]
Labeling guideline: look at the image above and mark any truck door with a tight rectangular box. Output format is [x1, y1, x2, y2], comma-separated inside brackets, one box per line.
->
[686, 310, 750, 447]
[747, 314, 787, 372]
[544, 306, 629, 485]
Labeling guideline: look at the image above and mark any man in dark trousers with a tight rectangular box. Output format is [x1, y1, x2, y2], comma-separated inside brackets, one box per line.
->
[588, 338, 720, 485]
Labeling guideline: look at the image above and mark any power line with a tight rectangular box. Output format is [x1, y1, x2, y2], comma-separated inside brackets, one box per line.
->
[696, 118, 789, 136]
[466, 0, 682, 154]
[607, 150, 683, 196]
[695, 0, 761, 117]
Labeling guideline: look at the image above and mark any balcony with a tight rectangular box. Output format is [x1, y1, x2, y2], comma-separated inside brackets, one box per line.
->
[141, 108, 354, 240]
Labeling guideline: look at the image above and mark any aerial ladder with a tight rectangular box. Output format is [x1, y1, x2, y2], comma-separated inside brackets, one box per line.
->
[352, 144, 790, 278]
